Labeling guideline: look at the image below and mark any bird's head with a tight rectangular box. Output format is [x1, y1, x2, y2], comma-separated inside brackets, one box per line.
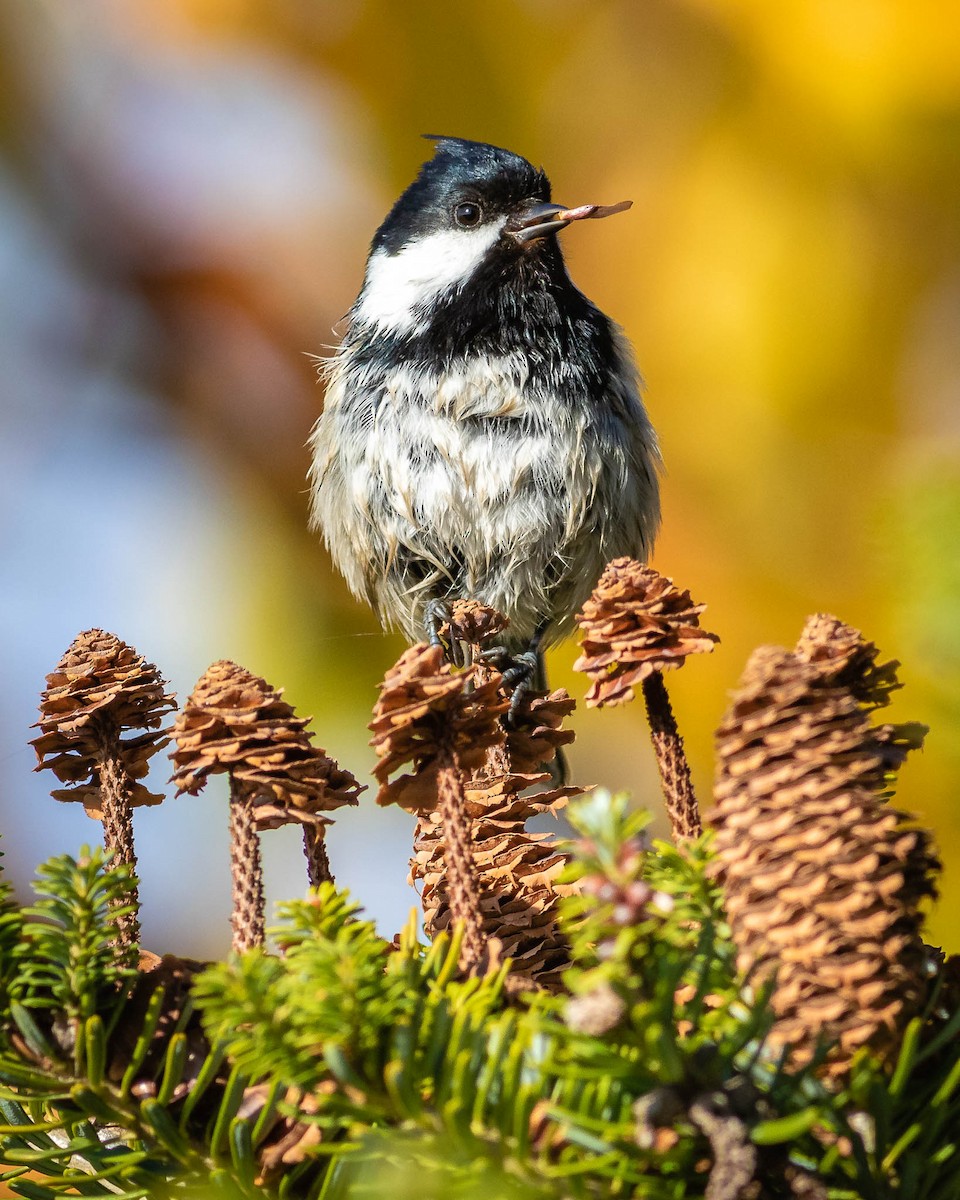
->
[353, 136, 630, 336]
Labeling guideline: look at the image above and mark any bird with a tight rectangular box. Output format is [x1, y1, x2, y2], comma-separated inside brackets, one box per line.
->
[309, 135, 661, 711]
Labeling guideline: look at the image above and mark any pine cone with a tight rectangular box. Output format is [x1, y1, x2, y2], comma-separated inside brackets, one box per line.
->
[411, 770, 577, 988]
[170, 660, 362, 827]
[795, 614, 902, 710]
[442, 599, 509, 650]
[32, 629, 176, 815]
[505, 687, 576, 775]
[574, 560, 718, 706]
[370, 644, 507, 809]
[710, 628, 940, 1075]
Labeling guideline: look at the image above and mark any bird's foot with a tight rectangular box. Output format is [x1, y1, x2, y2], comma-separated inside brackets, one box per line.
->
[423, 599, 466, 667]
[500, 649, 539, 726]
[478, 643, 512, 671]
[483, 646, 570, 785]
[478, 643, 532, 710]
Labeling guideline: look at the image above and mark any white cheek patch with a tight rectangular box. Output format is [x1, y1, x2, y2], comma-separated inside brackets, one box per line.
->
[354, 218, 507, 334]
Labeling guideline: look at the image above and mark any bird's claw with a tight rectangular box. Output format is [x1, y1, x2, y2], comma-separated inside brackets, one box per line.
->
[480, 636, 569, 783]
[424, 598, 451, 646]
[478, 643, 511, 669]
[501, 650, 539, 726]
[424, 599, 467, 667]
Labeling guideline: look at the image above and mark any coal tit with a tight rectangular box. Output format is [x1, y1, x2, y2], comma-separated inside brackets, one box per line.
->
[309, 136, 661, 689]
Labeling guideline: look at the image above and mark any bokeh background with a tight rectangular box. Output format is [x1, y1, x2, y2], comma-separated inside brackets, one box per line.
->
[2, 0, 958, 957]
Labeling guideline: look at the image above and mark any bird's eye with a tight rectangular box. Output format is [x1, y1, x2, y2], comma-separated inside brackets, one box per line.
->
[453, 201, 482, 228]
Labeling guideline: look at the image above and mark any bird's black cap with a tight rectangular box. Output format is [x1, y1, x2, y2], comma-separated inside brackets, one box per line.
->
[372, 136, 552, 256]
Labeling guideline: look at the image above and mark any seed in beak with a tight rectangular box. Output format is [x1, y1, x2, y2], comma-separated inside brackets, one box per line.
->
[512, 199, 633, 243]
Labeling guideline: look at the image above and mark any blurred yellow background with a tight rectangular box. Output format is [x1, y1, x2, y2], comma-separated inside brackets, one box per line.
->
[1, 0, 957, 953]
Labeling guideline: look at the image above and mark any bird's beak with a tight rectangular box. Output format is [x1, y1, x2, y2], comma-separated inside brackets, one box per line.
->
[511, 199, 633, 244]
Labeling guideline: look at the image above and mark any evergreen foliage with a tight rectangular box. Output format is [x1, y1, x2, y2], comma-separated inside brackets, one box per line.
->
[0, 796, 955, 1199]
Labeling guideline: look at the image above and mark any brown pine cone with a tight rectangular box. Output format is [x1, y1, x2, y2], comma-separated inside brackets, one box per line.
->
[442, 599, 510, 650]
[170, 660, 362, 827]
[710, 631, 940, 1075]
[411, 769, 577, 988]
[574, 559, 718, 707]
[795, 614, 902, 710]
[505, 687, 576, 775]
[32, 629, 176, 815]
[370, 643, 507, 809]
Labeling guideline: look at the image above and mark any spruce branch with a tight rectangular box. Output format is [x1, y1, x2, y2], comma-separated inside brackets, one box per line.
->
[10, 847, 139, 1070]
[688, 1094, 758, 1200]
[0, 851, 23, 1026]
[0, 790, 956, 1199]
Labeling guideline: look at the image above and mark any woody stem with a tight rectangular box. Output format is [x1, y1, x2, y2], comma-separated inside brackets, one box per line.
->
[303, 825, 334, 888]
[641, 672, 702, 841]
[95, 720, 141, 949]
[229, 780, 265, 953]
[437, 745, 486, 971]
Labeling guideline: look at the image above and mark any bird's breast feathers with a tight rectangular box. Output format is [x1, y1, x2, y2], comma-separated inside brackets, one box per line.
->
[311, 347, 612, 537]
